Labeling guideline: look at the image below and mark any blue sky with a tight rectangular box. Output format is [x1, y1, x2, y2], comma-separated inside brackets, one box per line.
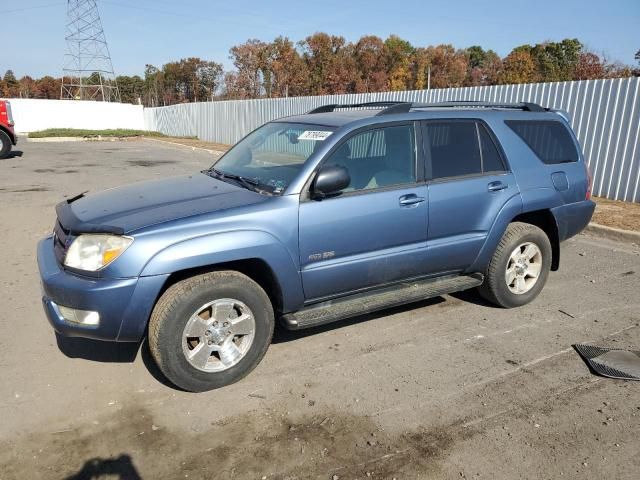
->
[4, 0, 639, 78]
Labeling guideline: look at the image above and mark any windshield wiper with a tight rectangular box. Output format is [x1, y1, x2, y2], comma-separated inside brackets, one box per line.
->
[205, 168, 267, 194]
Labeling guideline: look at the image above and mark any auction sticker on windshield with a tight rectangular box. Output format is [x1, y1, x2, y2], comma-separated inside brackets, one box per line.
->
[298, 130, 333, 141]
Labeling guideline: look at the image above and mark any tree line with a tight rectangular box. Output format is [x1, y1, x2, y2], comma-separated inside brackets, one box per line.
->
[2, 34, 638, 105]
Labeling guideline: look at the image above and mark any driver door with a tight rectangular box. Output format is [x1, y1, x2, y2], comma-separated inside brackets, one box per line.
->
[298, 122, 429, 301]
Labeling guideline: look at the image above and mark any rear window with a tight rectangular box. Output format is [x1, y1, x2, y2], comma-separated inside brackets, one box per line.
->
[505, 120, 578, 164]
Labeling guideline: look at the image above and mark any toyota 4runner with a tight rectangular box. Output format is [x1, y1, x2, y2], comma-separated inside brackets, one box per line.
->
[37, 101, 595, 391]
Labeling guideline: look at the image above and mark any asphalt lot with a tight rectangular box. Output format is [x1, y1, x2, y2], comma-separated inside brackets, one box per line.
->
[1, 139, 639, 480]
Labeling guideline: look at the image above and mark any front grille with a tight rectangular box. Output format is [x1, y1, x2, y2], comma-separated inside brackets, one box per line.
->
[53, 220, 71, 264]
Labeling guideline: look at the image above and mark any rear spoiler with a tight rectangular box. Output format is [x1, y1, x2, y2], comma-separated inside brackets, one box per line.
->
[549, 108, 571, 123]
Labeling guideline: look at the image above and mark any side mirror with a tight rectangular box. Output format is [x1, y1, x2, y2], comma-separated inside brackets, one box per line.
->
[312, 165, 350, 198]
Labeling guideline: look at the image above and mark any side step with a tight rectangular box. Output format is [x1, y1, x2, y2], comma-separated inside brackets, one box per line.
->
[282, 273, 483, 330]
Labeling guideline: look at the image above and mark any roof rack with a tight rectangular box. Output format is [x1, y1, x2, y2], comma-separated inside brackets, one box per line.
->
[306, 101, 411, 116]
[412, 101, 547, 112]
[306, 100, 547, 116]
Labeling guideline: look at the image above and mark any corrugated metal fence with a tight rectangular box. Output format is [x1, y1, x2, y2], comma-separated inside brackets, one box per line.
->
[144, 77, 640, 202]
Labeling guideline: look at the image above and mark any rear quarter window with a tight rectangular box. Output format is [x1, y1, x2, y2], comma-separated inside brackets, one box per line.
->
[505, 120, 578, 164]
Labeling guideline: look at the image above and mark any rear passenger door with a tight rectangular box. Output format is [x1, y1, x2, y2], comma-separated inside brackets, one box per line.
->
[422, 120, 516, 274]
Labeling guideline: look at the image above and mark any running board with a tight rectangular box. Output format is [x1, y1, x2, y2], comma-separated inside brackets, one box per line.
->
[282, 274, 483, 330]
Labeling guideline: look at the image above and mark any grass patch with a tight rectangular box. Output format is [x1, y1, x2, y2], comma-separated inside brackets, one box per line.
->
[28, 129, 195, 139]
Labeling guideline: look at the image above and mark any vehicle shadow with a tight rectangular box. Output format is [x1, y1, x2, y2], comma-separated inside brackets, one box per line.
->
[2, 150, 23, 159]
[139, 338, 185, 391]
[64, 454, 142, 480]
[448, 288, 498, 308]
[273, 296, 447, 344]
[54, 333, 184, 391]
[55, 333, 140, 363]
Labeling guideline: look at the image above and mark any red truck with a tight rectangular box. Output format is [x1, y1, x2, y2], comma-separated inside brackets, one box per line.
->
[0, 100, 17, 158]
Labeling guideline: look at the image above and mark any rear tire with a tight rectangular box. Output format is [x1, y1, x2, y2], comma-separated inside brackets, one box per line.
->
[149, 271, 274, 392]
[0, 130, 12, 159]
[478, 222, 552, 308]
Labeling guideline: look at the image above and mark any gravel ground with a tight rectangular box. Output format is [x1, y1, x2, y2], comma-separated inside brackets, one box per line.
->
[1, 139, 639, 480]
[592, 197, 640, 232]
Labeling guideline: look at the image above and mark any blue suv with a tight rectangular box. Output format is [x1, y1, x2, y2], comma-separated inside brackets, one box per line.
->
[37, 101, 595, 391]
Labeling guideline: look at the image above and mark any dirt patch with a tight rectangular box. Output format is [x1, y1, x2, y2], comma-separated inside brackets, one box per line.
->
[0, 185, 48, 193]
[593, 197, 640, 232]
[0, 404, 476, 479]
[34, 169, 79, 174]
[127, 160, 177, 167]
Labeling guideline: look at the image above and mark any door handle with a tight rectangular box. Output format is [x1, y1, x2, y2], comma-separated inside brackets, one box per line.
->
[487, 181, 507, 192]
[399, 194, 425, 206]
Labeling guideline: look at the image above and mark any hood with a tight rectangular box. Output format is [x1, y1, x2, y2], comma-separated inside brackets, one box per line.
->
[57, 173, 265, 234]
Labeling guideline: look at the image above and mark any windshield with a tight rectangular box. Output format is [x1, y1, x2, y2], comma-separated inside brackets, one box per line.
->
[210, 122, 336, 194]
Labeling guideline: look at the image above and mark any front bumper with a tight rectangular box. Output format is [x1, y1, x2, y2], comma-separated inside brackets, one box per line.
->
[37, 237, 168, 342]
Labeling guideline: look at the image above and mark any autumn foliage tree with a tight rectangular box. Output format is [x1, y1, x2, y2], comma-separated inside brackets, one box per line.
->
[384, 35, 414, 91]
[299, 33, 357, 95]
[1, 36, 637, 104]
[574, 52, 606, 80]
[499, 49, 537, 84]
[354, 36, 388, 93]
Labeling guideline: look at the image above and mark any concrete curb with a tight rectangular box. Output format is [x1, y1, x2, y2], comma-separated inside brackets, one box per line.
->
[143, 137, 224, 156]
[584, 223, 640, 245]
[27, 136, 131, 143]
[27, 136, 89, 143]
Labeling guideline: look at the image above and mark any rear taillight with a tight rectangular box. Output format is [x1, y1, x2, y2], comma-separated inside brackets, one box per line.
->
[585, 162, 592, 200]
[5, 101, 14, 126]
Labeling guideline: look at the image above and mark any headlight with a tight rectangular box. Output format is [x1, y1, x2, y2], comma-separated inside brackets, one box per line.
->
[64, 234, 133, 271]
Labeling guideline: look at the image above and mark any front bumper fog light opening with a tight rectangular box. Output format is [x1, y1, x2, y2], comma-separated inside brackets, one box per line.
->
[55, 304, 100, 327]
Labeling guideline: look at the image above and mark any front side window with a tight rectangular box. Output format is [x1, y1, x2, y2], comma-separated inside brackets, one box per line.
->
[424, 121, 506, 180]
[505, 120, 578, 164]
[211, 122, 335, 194]
[325, 124, 416, 192]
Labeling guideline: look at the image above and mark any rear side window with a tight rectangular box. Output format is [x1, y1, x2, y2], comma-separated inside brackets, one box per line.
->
[505, 120, 578, 164]
[423, 121, 506, 180]
[478, 124, 505, 173]
[424, 122, 481, 179]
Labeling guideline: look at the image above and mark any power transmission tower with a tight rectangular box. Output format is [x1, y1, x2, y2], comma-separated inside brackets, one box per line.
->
[61, 0, 120, 102]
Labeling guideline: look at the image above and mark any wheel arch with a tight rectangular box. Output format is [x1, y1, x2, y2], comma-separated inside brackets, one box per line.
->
[511, 209, 560, 271]
[157, 258, 285, 317]
[468, 193, 561, 274]
[0, 125, 16, 144]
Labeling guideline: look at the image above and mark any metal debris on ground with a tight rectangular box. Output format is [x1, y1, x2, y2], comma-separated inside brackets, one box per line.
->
[573, 344, 640, 381]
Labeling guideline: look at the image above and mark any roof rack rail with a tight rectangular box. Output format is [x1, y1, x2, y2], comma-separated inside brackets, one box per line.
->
[305, 100, 547, 116]
[412, 101, 547, 112]
[306, 101, 411, 116]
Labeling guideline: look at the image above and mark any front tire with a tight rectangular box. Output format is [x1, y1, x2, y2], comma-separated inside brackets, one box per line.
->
[478, 222, 552, 308]
[149, 271, 274, 392]
[0, 130, 12, 159]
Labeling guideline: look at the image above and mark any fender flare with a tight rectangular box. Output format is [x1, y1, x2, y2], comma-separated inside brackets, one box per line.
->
[140, 230, 304, 312]
[467, 193, 523, 273]
[469, 187, 566, 274]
